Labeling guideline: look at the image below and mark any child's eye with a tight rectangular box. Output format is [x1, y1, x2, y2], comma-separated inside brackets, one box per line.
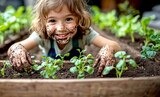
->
[48, 19, 56, 23]
[65, 18, 73, 22]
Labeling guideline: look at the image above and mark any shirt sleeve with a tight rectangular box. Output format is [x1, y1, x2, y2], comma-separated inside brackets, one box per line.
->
[28, 31, 43, 46]
[85, 27, 99, 45]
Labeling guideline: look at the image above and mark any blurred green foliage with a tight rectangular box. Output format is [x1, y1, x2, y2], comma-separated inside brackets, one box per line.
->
[0, 6, 32, 44]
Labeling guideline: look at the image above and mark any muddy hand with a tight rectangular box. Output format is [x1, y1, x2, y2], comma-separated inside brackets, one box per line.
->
[7, 43, 32, 72]
[93, 45, 116, 76]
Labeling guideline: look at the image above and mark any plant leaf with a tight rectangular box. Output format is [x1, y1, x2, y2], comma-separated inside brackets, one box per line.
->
[102, 66, 114, 75]
[69, 67, 78, 73]
[116, 60, 125, 70]
[85, 66, 94, 74]
[128, 59, 137, 68]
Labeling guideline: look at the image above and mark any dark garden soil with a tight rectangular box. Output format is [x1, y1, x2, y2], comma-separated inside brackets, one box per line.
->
[92, 26, 160, 78]
[0, 26, 160, 79]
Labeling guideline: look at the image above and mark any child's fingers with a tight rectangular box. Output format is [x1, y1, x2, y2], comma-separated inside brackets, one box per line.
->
[98, 57, 106, 75]
[26, 52, 32, 65]
[93, 54, 100, 67]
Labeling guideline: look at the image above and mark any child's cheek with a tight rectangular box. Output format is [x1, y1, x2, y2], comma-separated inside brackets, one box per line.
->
[46, 24, 56, 37]
[66, 24, 77, 33]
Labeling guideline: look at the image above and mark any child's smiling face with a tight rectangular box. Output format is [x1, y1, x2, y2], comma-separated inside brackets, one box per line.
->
[46, 5, 78, 46]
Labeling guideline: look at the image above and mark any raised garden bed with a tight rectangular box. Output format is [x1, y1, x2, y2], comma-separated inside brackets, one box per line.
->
[0, 60, 160, 97]
[0, 77, 159, 97]
[0, 26, 160, 97]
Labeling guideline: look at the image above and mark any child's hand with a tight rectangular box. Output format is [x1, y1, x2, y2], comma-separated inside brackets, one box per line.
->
[7, 43, 32, 72]
[93, 45, 116, 76]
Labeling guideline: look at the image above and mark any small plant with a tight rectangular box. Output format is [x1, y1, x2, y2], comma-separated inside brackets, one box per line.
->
[141, 32, 160, 59]
[138, 16, 155, 47]
[118, 0, 139, 16]
[69, 49, 94, 79]
[102, 51, 137, 78]
[32, 53, 69, 79]
[0, 61, 12, 77]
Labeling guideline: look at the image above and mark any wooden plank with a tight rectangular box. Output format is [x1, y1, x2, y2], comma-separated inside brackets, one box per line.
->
[0, 77, 160, 97]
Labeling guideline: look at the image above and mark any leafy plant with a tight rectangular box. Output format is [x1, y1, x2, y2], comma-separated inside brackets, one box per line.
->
[91, 4, 141, 43]
[141, 44, 157, 59]
[141, 32, 160, 59]
[118, 0, 139, 16]
[138, 16, 155, 47]
[113, 15, 140, 42]
[91, 6, 118, 30]
[32, 53, 70, 79]
[69, 49, 94, 79]
[0, 5, 31, 44]
[102, 51, 137, 78]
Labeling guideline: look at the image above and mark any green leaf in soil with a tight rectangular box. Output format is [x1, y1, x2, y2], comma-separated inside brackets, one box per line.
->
[77, 72, 85, 79]
[114, 51, 126, 58]
[116, 60, 125, 70]
[69, 67, 78, 74]
[85, 66, 94, 75]
[102, 66, 114, 75]
[87, 59, 94, 65]
[128, 59, 137, 68]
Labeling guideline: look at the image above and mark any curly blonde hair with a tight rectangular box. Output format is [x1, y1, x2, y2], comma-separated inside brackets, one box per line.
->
[30, 0, 91, 39]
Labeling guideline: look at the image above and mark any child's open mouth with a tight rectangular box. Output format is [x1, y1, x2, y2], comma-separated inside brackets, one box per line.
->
[54, 33, 70, 40]
[54, 33, 70, 44]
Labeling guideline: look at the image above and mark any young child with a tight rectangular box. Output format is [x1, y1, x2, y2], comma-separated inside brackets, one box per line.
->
[7, 0, 121, 75]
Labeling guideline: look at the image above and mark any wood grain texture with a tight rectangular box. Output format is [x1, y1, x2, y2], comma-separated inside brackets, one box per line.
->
[0, 77, 160, 97]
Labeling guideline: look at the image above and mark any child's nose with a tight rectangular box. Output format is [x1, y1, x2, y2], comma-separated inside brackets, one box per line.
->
[56, 22, 65, 31]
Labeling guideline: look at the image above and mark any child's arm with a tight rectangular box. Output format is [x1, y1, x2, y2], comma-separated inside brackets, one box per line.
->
[91, 35, 121, 52]
[7, 38, 38, 72]
[91, 35, 121, 76]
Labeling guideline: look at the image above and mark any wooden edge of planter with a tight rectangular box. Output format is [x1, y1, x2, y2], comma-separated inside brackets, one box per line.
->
[0, 76, 160, 97]
[0, 76, 160, 82]
[0, 60, 160, 97]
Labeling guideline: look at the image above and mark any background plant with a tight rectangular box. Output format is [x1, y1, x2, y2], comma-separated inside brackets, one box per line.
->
[91, 2, 141, 43]
[91, 2, 160, 60]
[69, 49, 94, 79]
[0, 5, 31, 44]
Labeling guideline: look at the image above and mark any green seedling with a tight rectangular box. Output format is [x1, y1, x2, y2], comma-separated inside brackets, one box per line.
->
[32, 53, 69, 79]
[69, 49, 94, 79]
[141, 32, 160, 59]
[102, 51, 137, 78]
[0, 61, 12, 77]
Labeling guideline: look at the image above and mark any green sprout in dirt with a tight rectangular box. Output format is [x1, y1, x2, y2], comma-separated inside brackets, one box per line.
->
[141, 32, 160, 59]
[69, 49, 94, 79]
[0, 61, 12, 78]
[32, 53, 70, 79]
[139, 16, 155, 47]
[138, 16, 160, 59]
[102, 51, 137, 78]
